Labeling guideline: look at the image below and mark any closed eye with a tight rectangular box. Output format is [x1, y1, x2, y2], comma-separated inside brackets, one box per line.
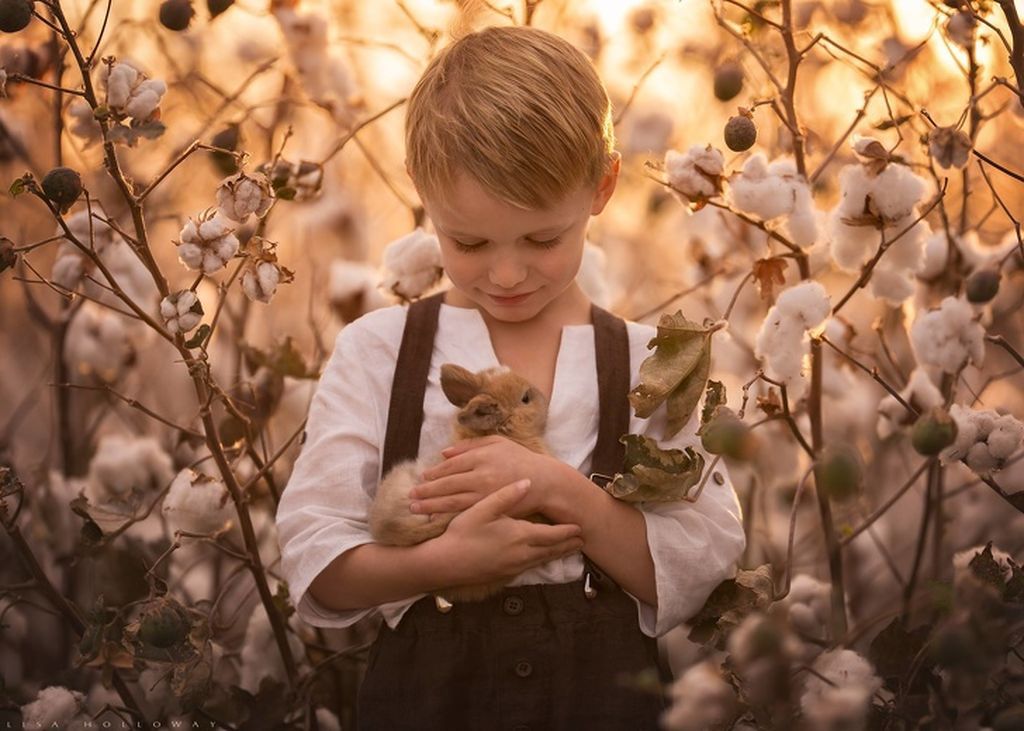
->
[526, 237, 560, 248]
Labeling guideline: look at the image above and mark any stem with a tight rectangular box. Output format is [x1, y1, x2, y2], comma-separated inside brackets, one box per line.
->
[841, 459, 933, 547]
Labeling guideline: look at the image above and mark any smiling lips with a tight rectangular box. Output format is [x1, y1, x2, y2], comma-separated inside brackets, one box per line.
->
[489, 291, 534, 305]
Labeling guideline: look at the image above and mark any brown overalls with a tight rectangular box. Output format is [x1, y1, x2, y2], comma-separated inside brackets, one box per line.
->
[357, 291, 670, 730]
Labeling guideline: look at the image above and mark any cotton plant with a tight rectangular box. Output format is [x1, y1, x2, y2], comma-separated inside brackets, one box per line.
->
[909, 296, 985, 374]
[160, 290, 204, 334]
[238, 605, 306, 694]
[240, 238, 294, 305]
[175, 210, 240, 274]
[726, 153, 819, 247]
[19, 686, 87, 727]
[216, 171, 274, 224]
[661, 661, 738, 731]
[381, 227, 443, 302]
[799, 649, 883, 731]
[753, 281, 831, 395]
[664, 144, 725, 202]
[162, 469, 234, 536]
[827, 137, 931, 304]
[100, 60, 167, 120]
[63, 302, 137, 384]
[775, 575, 832, 663]
[939, 404, 1024, 475]
[875, 367, 944, 440]
[85, 434, 174, 503]
[328, 259, 390, 323]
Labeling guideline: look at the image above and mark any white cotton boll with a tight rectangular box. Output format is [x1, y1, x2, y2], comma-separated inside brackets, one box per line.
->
[829, 213, 878, 272]
[800, 649, 882, 731]
[123, 78, 166, 119]
[63, 206, 120, 252]
[784, 185, 819, 247]
[869, 266, 915, 305]
[965, 442, 1000, 474]
[20, 686, 86, 726]
[755, 315, 807, 384]
[726, 153, 804, 222]
[577, 240, 611, 308]
[87, 434, 174, 501]
[239, 608, 305, 694]
[242, 261, 282, 304]
[952, 544, 1014, 585]
[664, 145, 724, 200]
[216, 172, 274, 223]
[988, 415, 1024, 459]
[869, 164, 926, 221]
[105, 63, 139, 111]
[177, 213, 240, 274]
[661, 661, 738, 731]
[834, 165, 874, 217]
[162, 469, 233, 535]
[957, 230, 1019, 271]
[160, 290, 203, 334]
[775, 281, 830, 329]
[919, 231, 951, 281]
[381, 228, 443, 301]
[941, 403, 980, 463]
[883, 217, 929, 272]
[64, 303, 135, 383]
[327, 260, 390, 320]
[51, 251, 85, 290]
[910, 296, 986, 373]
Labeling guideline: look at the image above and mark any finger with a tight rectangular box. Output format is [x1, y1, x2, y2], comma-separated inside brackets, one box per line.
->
[410, 493, 478, 515]
[467, 479, 530, 519]
[440, 435, 501, 458]
[410, 472, 475, 500]
[525, 522, 583, 546]
[420, 453, 472, 482]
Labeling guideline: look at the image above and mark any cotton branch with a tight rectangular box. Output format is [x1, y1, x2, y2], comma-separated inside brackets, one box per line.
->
[996, 0, 1024, 109]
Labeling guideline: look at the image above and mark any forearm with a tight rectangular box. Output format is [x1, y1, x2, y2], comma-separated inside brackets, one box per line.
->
[308, 539, 453, 612]
[544, 461, 657, 606]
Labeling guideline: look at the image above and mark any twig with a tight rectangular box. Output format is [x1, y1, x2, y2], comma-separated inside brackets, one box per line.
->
[613, 54, 667, 126]
[323, 97, 407, 163]
[774, 465, 814, 601]
[987, 335, 1024, 369]
[841, 459, 933, 546]
[820, 334, 917, 416]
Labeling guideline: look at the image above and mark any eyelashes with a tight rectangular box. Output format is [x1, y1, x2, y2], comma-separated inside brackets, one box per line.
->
[452, 237, 561, 253]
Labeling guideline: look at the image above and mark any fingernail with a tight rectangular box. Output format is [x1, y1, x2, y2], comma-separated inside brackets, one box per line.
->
[410, 502, 422, 513]
[515, 479, 531, 491]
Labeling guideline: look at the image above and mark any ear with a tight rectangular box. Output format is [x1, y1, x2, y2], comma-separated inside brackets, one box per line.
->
[440, 363, 481, 407]
[589, 151, 621, 216]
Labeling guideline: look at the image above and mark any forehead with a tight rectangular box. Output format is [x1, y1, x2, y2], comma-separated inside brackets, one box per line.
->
[423, 170, 591, 236]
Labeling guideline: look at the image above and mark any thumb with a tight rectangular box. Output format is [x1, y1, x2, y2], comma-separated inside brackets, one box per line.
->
[470, 479, 530, 520]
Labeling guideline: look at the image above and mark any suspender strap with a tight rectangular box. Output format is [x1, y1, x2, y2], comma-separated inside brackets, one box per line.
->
[380, 293, 632, 482]
[589, 302, 631, 481]
[380, 291, 445, 476]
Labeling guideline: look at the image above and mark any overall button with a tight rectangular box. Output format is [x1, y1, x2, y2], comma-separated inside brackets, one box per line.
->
[514, 660, 533, 678]
[502, 595, 524, 616]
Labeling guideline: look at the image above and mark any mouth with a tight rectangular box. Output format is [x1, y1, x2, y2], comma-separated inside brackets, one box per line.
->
[488, 291, 534, 306]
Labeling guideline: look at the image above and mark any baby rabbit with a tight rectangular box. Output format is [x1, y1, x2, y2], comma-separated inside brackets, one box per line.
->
[370, 362, 549, 603]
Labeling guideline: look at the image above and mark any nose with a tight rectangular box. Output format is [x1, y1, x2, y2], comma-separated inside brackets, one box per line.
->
[488, 252, 527, 290]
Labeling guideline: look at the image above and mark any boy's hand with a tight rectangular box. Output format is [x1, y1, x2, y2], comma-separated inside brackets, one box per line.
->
[409, 436, 557, 518]
[434, 480, 583, 587]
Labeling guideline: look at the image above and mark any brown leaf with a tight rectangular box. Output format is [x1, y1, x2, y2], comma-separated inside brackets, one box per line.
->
[752, 257, 788, 304]
[928, 126, 972, 170]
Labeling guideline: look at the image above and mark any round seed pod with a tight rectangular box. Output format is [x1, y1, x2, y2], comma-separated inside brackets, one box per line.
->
[814, 444, 863, 502]
[159, 0, 195, 31]
[0, 0, 34, 33]
[714, 62, 744, 102]
[41, 166, 83, 213]
[911, 407, 958, 456]
[965, 267, 1000, 304]
[700, 409, 758, 461]
[207, 0, 233, 18]
[724, 114, 757, 152]
[137, 600, 191, 648]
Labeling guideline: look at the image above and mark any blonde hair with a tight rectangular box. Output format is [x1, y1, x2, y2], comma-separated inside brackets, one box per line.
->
[405, 25, 615, 210]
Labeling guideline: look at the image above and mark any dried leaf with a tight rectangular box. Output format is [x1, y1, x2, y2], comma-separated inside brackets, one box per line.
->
[172, 656, 213, 713]
[604, 434, 705, 502]
[868, 618, 932, 687]
[629, 311, 714, 438]
[928, 126, 971, 170]
[688, 565, 775, 649]
[756, 389, 782, 417]
[752, 257, 788, 304]
[968, 542, 1007, 593]
[701, 380, 728, 427]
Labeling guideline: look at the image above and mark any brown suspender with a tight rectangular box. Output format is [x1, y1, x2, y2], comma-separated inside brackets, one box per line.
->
[380, 291, 631, 478]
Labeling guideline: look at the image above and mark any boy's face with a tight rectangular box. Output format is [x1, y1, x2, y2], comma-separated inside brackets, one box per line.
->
[421, 160, 619, 325]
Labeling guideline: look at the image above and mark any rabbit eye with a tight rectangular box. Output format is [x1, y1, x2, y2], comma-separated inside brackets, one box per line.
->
[521, 391, 531, 404]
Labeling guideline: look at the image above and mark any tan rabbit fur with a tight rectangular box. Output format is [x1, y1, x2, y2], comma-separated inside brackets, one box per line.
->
[369, 362, 549, 601]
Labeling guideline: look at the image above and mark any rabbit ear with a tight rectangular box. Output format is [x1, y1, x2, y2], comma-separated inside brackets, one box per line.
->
[440, 363, 481, 407]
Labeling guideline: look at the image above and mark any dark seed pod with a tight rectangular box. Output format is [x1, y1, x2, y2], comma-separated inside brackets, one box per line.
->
[0, 236, 16, 272]
[965, 267, 1000, 304]
[41, 167, 83, 214]
[724, 114, 757, 152]
[207, 0, 233, 18]
[0, 0, 34, 33]
[210, 123, 241, 176]
[714, 62, 744, 102]
[159, 0, 195, 31]
[137, 600, 191, 648]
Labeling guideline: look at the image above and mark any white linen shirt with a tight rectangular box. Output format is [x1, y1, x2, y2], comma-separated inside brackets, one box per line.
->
[276, 301, 746, 638]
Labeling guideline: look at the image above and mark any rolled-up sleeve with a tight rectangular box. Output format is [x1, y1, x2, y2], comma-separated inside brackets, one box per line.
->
[276, 323, 384, 629]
